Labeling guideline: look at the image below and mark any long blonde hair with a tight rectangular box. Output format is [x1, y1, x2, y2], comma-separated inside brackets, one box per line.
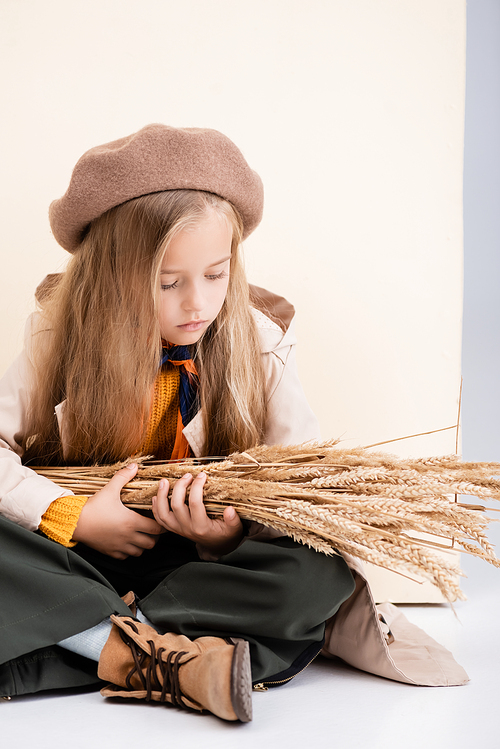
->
[23, 191, 267, 465]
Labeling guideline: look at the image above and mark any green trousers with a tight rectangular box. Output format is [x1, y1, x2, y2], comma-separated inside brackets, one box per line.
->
[0, 516, 355, 698]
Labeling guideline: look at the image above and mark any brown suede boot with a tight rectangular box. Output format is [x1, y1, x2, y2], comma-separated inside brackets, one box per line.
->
[98, 615, 253, 722]
[121, 591, 137, 616]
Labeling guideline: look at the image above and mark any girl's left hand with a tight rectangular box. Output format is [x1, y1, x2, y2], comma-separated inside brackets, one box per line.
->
[152, 472, 244, 556]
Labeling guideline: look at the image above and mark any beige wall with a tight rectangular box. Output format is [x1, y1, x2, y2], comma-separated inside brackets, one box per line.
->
[0, 1, 466, 600]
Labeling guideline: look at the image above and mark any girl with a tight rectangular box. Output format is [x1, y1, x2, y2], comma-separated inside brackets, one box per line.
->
[0, 124, 356, 721]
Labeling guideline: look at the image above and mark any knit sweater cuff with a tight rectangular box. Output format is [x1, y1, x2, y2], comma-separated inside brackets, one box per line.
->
[39, 495, 88, 547]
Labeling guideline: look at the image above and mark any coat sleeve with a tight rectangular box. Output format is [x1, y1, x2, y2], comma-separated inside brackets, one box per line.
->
[0, 321, 73, 531]
[261, 319, 321, 446]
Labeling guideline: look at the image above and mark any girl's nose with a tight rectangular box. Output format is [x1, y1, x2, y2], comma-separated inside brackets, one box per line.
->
[183, 282, 205, 312]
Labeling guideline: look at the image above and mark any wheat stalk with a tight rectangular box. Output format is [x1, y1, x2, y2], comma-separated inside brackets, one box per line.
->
[33, 441, 500, 601]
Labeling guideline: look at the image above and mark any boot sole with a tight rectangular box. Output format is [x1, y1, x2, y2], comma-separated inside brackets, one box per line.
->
[230, 640, 253, 722]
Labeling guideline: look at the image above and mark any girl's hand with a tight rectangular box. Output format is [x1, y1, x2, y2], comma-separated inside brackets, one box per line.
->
[152, 472, 244, 556]
[72, 464, 165, 560]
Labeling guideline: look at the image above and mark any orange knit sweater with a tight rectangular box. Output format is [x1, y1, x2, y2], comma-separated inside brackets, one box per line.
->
[39, 367, 180, 547]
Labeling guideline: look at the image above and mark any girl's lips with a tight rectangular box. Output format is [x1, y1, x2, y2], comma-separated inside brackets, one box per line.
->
[177, 320, 207, 332]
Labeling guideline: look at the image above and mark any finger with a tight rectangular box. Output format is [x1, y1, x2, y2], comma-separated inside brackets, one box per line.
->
[169, 474, 194, 522]
[223, 507, 241, 528]
[132, 532, 159, 550]
[107, 462, 138, 492]
[132, 513, 165, 536]
[124, 544, 145, 558]
[109, 550, 129, 561]
[152, 482, 181, 533]
[151, 479, 172, 520]
[223, 506, 243, 530]
[187, 473, 210, 531]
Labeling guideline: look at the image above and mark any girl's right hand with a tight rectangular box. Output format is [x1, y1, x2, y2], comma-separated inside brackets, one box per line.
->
[72, 463, 164, 559]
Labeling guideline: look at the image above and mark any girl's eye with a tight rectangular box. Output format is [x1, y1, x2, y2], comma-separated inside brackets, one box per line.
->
[161, 270, 227, 290]
[205, 271, 228, 281]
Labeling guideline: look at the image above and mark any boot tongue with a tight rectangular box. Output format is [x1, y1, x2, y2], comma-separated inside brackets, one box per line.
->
[101, 616, 198, 702]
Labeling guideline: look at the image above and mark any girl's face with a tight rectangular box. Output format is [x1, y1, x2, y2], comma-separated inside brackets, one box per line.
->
[158, 211, 232, 345]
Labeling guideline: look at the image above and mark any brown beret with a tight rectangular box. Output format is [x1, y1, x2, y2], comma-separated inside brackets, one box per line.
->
[49, 124, 264, 252]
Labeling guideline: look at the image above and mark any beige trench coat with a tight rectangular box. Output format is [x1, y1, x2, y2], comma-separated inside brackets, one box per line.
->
[0, 285, 468, 688]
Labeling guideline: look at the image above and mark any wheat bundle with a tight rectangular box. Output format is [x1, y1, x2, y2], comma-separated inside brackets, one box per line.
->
[34, 441, 500, 602]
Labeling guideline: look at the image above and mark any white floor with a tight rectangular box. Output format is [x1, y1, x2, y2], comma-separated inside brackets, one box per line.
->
[3, 548, 499, 749]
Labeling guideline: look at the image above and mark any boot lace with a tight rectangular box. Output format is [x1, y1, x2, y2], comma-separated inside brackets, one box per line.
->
[118, 619, 189, 708]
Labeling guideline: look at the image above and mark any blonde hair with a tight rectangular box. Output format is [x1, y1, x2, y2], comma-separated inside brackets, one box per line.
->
[23, 191, 267, 465]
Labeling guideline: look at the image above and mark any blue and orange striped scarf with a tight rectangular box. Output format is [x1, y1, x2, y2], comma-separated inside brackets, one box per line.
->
[161, 343, 200, 459]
